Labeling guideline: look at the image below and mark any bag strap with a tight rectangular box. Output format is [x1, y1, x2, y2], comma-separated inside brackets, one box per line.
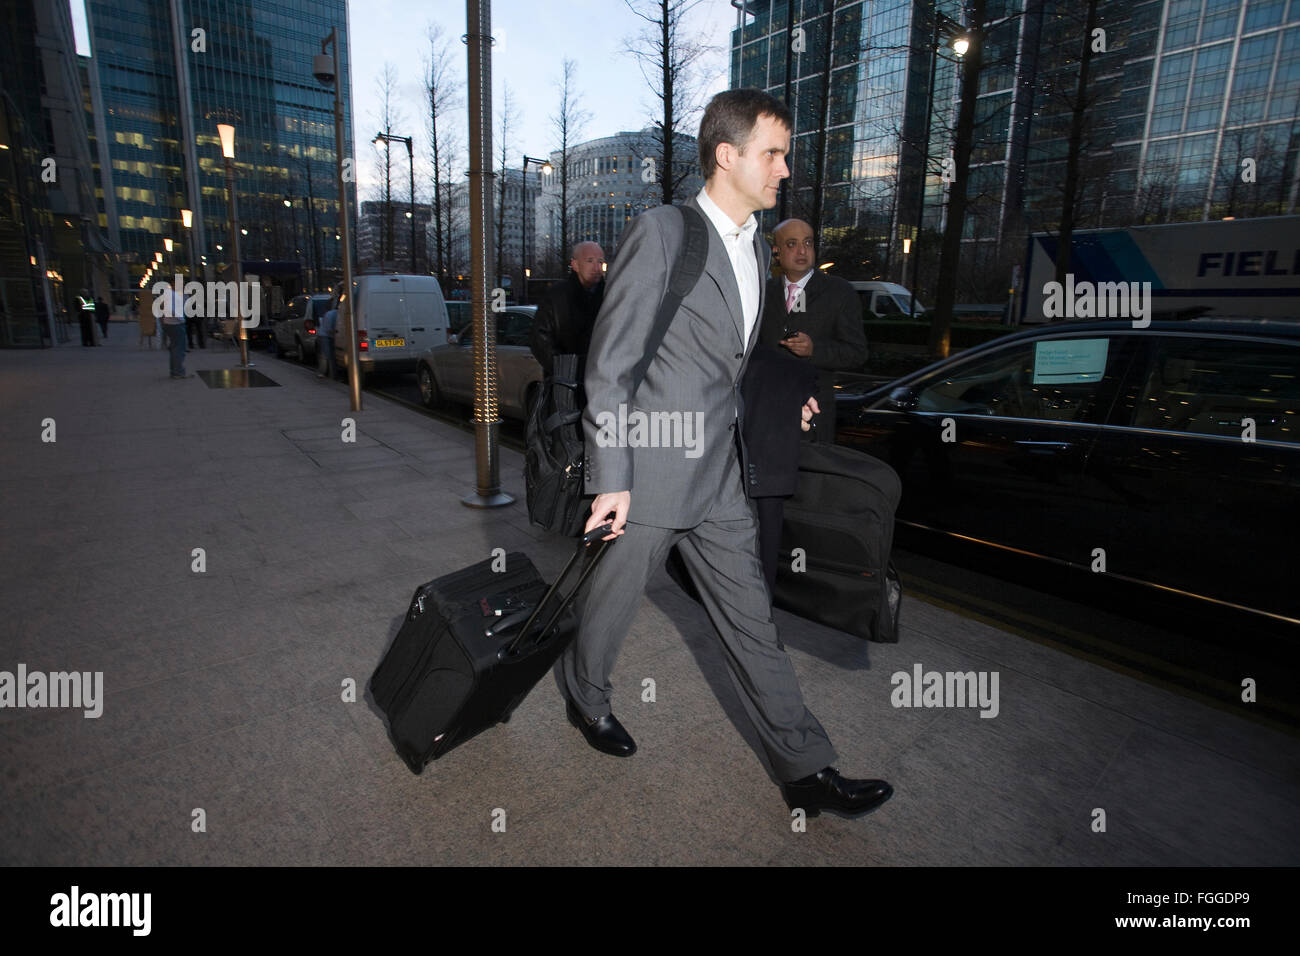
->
[629, 204, 710, 394]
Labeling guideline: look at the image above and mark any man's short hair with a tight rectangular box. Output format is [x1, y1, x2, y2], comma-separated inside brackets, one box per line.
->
[697, 89, 793, 181]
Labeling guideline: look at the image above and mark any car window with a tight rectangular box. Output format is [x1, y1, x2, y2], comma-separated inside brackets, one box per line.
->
[499, 310, 533, 346]
[914, 336, 1124, 423]
[1131, 337, 1300, 443]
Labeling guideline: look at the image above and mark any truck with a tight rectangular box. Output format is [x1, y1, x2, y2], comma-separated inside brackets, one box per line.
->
[1019, 215, 1300, 324]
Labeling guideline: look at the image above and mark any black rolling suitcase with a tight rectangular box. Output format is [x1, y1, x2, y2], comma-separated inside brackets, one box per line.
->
[772, 444, 903, 643]
[370, 525, 612, 773]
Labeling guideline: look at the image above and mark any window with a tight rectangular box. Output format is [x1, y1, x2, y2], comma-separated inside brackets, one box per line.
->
[1132, 338, 1300, 442]
[915, 337, 1122, 423]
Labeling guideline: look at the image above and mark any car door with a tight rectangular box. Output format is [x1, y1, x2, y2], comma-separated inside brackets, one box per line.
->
[1082, 331, 1300, 625]
[843, 330, 1141, 564]
[434, 321, 475, 401]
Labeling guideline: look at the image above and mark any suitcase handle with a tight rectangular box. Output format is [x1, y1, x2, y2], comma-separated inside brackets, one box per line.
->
[504, 523, 614, 656]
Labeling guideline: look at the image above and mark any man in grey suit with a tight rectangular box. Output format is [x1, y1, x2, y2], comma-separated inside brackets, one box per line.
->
[559, 89, 893, 819]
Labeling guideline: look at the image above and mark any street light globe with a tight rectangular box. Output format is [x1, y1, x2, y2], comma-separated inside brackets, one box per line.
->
[217, 123, 236, 159]
[283, 198, 292, 208]
[952, 37, 970, 56]
[542, 163, 553, 174]
[155, 252, 163, 263]
[181, 208, 192, 228]
[164, 237, 173, 252]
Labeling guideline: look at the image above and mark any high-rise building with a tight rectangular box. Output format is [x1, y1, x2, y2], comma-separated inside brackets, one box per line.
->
[730, 0, 1299, 295]
[84, 0, 357, 290]
[356, 200, 433, 273]
[1, 0, 114, 346]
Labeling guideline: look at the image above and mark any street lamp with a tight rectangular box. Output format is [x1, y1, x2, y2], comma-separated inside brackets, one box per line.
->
[373, 132, 416, 273]
[521, 155, 552, 301]
[315, 27, 360, 410]
[907, 11, 970, 320]
[217, 122, 252, 367]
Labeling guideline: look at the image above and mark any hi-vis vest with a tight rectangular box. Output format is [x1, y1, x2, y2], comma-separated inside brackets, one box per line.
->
[79, 296, 95, 311]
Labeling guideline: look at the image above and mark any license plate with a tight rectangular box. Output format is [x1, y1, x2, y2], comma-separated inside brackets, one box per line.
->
[374, 338, 405, 348]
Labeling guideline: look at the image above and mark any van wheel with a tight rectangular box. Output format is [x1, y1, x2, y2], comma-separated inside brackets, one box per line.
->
[418, 365, 439, 408]
[296, 336, 308, 363]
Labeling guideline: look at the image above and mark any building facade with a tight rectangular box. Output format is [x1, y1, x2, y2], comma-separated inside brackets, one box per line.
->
[84, 0, 357, 291]
[730, 0, 1300, 295]
[0, 0, 113, 346]
[356, 200, 433, 273]
[535, 128, 703, 275]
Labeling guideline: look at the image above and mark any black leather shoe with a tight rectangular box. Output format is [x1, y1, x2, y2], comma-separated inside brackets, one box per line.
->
[566, 699, 636, 757]
[782, 767, 893, 818]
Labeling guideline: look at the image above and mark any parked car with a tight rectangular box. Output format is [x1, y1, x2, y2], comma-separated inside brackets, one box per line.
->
[416, 305, 541, 420]
[850, 281, 927, 318]
[835, 320, 1300, 628]
[331, 274, 450, 380]
[273, 293, 333, 363]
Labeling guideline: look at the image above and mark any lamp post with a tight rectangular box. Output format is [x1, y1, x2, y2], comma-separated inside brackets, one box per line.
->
[521, 154, 551, 303]
[180, 208, 198, 281]
[908, 11, 968, 320]
[315, 27, 360, 410]
[373, 132, 416, 272]
[217, 122, 252, 368]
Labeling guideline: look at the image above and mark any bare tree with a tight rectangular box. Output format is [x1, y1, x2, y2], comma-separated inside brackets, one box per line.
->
[624, 0, 710, 206]
[496, 83, 519, 288]
[551, 58, 590, 273]
[372, 62, 406, 268]
[425, 23, 461, 287]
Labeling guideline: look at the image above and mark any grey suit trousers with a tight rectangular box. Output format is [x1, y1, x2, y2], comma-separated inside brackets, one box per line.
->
[559, 445, 838, 783]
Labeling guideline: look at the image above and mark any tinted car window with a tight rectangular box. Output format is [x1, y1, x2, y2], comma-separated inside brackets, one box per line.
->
[500, 310, 533, 346]
[1132, 337, 1300, 443]
[915, 336, 1121, 423]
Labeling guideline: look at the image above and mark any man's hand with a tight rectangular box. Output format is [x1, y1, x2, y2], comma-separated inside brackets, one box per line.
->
[800, 396, 820, 432]
[781, 331, 814, 357]
[586, 491, 630, 539]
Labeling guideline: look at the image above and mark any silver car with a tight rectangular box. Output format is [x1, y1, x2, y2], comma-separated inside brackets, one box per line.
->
[273, 293, 333, 363]
[417, 306, 541, 420]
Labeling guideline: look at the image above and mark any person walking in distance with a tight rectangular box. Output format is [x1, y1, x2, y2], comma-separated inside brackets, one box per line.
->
[316, 305, 338, 379]
[157, 283, 189, 378]
[560, 89, 893, 819]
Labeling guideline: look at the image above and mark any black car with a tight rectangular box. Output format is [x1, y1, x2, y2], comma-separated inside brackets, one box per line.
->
[836, 320, 1300, 629]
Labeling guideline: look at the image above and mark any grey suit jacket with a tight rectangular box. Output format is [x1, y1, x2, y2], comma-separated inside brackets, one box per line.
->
[582, 195, 769, 529]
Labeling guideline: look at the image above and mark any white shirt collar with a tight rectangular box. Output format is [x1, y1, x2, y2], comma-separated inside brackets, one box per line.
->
[784, 269, 815, 291]
[696, 187, 757, 245]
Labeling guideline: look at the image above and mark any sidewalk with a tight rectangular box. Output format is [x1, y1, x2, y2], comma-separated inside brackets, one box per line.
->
[1, 325, 1296, 866]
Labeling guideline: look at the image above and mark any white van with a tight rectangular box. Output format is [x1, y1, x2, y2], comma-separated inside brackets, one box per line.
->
[332, 274, 449, 378]
[850, 281, 927, 318]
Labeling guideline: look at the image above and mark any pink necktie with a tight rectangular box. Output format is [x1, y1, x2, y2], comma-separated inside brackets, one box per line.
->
[786, 283, 798, 312]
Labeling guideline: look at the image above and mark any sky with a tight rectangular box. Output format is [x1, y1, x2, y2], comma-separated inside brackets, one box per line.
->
[70, 0, 744, 195]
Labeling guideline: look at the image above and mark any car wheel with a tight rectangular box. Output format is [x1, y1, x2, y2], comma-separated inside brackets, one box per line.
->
[418, 364, 439, 408]
[296, 336, 309, 364]
[273, 334, 284, 358]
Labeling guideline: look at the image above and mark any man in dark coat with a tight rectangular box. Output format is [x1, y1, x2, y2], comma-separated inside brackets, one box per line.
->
[529, 241, 605, 380]
[758, 219, 867, 442]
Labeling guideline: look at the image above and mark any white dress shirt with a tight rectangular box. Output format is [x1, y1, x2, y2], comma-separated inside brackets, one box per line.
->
[695, 187, 759, 345]
[783, 269, 814, 312]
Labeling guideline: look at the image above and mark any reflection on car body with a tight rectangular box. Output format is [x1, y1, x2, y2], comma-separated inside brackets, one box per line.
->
[836, 320, 1300, 627]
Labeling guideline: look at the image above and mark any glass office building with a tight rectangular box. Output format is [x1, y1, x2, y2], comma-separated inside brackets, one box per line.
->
[731, 0, 1299, 292]
[85, 0, 356, 287]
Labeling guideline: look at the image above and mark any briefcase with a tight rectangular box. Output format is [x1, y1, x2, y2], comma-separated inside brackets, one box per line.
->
[773, 444, 903, 643]
[370, 525, 613, 773]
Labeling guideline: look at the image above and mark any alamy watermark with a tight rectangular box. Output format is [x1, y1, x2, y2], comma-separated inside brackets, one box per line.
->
[50, 886, 150, 936]
[890, 663, 999, 718]
[152, 274, 262, 327]
[592, 404, 705, 459]
[1041, 274, 1152, 328]
[0, 664, 103, 718]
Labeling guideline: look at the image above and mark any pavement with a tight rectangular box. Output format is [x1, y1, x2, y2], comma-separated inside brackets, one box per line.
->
[1, 321, 1297, 867]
